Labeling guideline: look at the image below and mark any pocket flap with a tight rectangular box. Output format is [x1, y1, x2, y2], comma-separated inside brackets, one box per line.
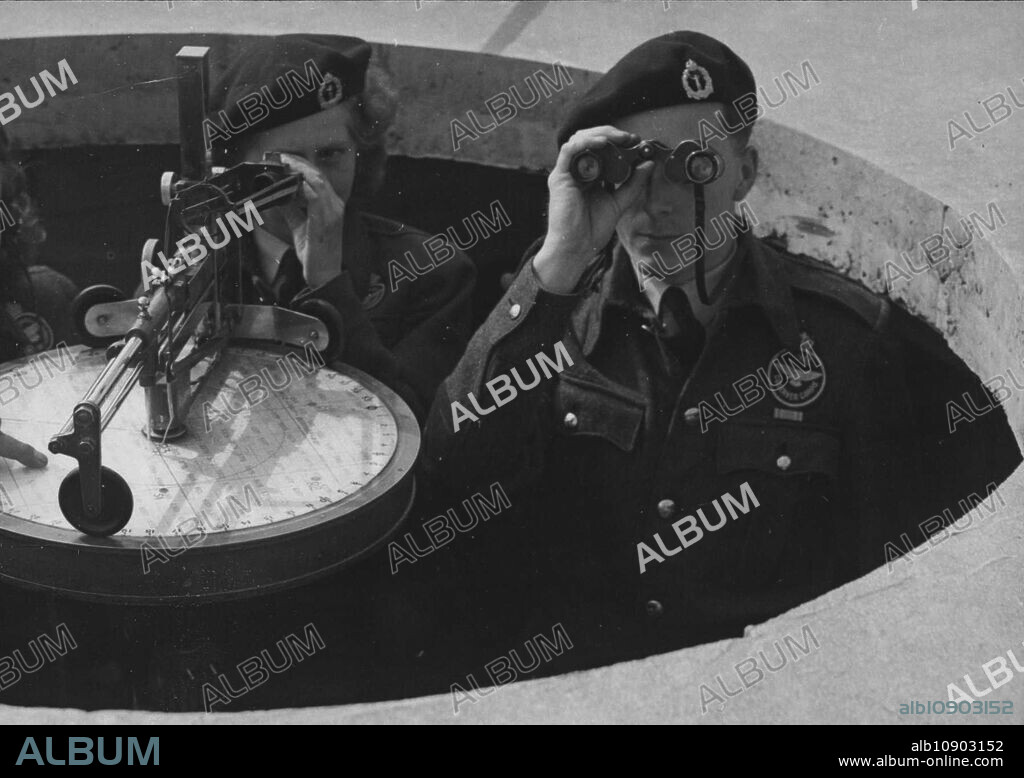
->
[554, 374, 645, 452]
[717, 420, 840, 476]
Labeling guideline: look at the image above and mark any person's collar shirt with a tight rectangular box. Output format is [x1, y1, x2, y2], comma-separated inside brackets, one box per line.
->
[634, 240, 738, 333]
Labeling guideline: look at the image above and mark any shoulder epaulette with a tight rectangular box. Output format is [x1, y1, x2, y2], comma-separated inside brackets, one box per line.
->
[361, 212, 427, 238]
[765, 240, 889, 331]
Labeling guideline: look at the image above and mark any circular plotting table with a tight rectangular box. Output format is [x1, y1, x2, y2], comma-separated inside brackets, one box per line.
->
[0, 344, 419, 603]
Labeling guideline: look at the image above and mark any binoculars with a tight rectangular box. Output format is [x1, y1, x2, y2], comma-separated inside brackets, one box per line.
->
[570, 139, 724, 188]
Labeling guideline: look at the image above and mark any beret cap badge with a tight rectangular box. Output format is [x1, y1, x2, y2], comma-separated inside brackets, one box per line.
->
[317, 72, 345, 109]
[556, 32, 755, 146]
[681, 59, 713, 100]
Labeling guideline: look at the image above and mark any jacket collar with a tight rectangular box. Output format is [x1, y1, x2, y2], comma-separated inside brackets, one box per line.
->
[577, 230, 803, 356]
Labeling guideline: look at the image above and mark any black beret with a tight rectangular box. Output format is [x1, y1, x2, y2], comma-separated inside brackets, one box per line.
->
[207, 34, 371, 154]
[557, 31, 756, 146]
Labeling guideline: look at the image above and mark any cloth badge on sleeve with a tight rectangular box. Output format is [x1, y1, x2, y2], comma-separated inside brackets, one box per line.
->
[769, 335, 826, 409]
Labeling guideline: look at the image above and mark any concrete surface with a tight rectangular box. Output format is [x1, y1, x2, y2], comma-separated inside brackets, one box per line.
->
[0, 0, 1021, 724]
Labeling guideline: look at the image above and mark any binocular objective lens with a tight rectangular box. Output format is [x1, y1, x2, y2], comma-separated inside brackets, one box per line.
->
[688, 154, 718, 184]
[574, 153, 602, 183]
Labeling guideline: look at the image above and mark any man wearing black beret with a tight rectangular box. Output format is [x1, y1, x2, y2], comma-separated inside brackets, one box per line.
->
[207, 34, 476, 422]
[419, 31, 1019, 676]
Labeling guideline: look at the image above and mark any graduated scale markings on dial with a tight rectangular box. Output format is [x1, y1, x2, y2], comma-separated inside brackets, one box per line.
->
[1, 347, 397, 537]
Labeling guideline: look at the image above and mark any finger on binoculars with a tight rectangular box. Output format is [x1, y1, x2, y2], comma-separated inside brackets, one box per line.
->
[613, 160, 656, 210]
[277, 153, 331, 194]
[560, 127, 639, 157]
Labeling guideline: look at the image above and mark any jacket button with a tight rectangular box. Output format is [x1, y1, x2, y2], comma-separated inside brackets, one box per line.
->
[683, 407, 700, 426]
[776, 454, 792, 471]
[563, 412, 579, 430]
[509, 303, 522, 319]
[657, 499, 676, 519]
[645, 599, 664, 618]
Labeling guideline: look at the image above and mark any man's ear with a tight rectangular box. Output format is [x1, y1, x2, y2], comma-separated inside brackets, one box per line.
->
[732, 144, 758, 202]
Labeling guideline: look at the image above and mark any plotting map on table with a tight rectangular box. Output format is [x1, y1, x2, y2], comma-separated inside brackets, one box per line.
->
[0, 345, 398, 538]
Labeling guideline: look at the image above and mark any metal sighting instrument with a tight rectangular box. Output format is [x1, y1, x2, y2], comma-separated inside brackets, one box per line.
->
[49, 47, 342, 537]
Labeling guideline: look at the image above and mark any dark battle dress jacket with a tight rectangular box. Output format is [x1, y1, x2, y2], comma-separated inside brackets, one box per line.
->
[419, 229, 1019, 671]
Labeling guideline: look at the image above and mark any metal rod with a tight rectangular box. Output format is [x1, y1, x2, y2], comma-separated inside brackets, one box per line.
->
[175, 46, 210, 181]
[54, 336, 144, 437]
[82, 336, 143, 407]
[97, 362, 145, 432]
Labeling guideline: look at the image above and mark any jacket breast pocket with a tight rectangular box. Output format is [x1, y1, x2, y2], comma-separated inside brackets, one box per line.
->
[716, 420, 840, 479]
[553, 373, 645, 453]
[716, 419, 842, 587]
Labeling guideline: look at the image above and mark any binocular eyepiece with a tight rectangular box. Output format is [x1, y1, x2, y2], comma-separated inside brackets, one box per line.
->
[570, 140, 723, 188]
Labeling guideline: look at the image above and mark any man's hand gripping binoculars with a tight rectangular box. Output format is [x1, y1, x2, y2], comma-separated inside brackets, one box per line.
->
[570, 139, 724, 188]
